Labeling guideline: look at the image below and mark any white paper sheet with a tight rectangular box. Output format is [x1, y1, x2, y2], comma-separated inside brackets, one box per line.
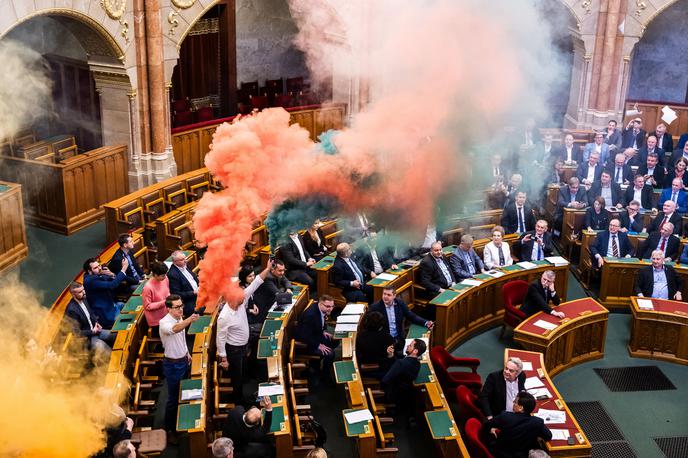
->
[637, 298, 655, 310]
[486, 270, 505, 278]
[528, 387, 552, 399]
[344, 409, 373, 424]
[258, 384, 285, 397]
[374, 272, 398, 281]
[662, 105, 678, 125]
[337, 314, 361, 323]
[545, 256, 569, 266]
[181, 388, 203, 401]
[335, 323, 358, 333]
[522, 362, 533, 371]
[551, 429, 571, 440]
[517, 261, 538, 270]
[341, 303, 366, 315]
[533, 320, 558, 331]
[268, 303, 293, 314]
[460, 279, 483, 286]
[524, 376, 545, 390]
[534, 409, 567, 424]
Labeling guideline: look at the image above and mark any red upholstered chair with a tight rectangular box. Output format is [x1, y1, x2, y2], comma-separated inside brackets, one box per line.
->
[171, 98, 190, 113]
[250, 94, 268, 111]
[501, 280, 529, 338]
[429, 346, 482, 396]
[465, 418, 494, 458]
[196, 106, 214, 122]
[173, 110, 192, 127]
[455, 385, 486, 428]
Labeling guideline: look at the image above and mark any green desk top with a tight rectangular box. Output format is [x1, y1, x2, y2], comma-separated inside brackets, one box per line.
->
[265, 405, 286, 433]
[111, 314, 136, 331]
[259, 383, 284, 404]
[424, 410, 456, 439]
[473, 273, 492, 280]
[442, 245, 456, 255]
[292, 285, 303, 294]
[605, 257, 641, 263]
[430, 289, 460, 306]
[449, 283, 471, 292]
[501, 264, 525, 272]
[334, 331, 355, 339]
[313, 256, 335, 269]
[407, 323, 428, 339]
[181, 378, 202, 391]
[414, 362, 433, 384]
[334, 360, 357, 383]
[532, 259, 552, 266]
[187, 315, 212, 334]
[261, 319, 283, 338]
[165, 251, 193, 262]
[267, 310, 287, 319]
[0, 184, 8, 193]
[132, 280, 148, 295]
[257, 338, 278, 358]
[121, 295, 143, 313]
[367, 276, 391, 286]
[342, 409, 371, 436]
[388, 266, 408, 275]
[177, 402, 202, 431]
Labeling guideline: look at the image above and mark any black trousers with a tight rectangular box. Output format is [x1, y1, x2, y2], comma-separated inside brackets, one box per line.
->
[226, 343, 249, 404]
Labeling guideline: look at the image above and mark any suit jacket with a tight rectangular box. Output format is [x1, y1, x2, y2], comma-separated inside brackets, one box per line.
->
[590, 230, 632, 259]
[678, 134, 688, 152]
[167, 264, 198, 307]
[556, 186, 588, 218]
[657, 134, 674, 153]
[637, 146, 666, 166]
[65, 298, 99, 337]
[331, 255, 367, 294]
[638, 232, 681, 261]
[478, 370, 526, 418]
[587, 182, 623, 207]
[606, 164, 633, 185]
[636, 163, 666, 188]
[624, 185, 654, 209]
[418, 254, 456, 295]
[658, 188, 688, 213]
[647, 212, 682, 236]
[483, 411, 552, 458]
[501, 202, 535, 234]
[584, 207, 610, 231]
[294, 303, 327, 353]
[83, 271, 127, 329]
[355, 244, 397, 278]
[576, 161, 603, 184]
[108, 248, 144, 281]
[369, 298, 426, 339]
[621, 127, 646, 149]
[449, 247, 485, 280]
[582, 143, 610, 165]
[520, 280, 561, 317]
[280, 236, 312, 271]
[553, 144, 582, 163]
[381, 356, 421, 401]
[252, 273, 292, 321]
[604, 128, 622, 151]
[634, 265, 682, 299]
[222, 406, 272, 451]
[518, 231, 554, 262]
[619, 210, 644, 233]
[664, 169, 688, 188]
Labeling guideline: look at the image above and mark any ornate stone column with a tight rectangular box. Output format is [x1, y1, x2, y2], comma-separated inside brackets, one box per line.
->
[91, 60, 135, 156]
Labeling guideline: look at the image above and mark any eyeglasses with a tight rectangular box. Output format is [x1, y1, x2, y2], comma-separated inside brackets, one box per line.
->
[170, 304, 184, 309]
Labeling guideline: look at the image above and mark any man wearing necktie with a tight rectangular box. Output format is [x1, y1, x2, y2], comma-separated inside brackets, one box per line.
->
[639, 222, 680, 261]
[501, 192, 535, 234]
[450, 235, 486, 280]
[658, 179, 688, 214]
[331, 242, 373, 303]
[519, 220, 554, 262]
[590, 219, 632, 269]
[648, 200, 681, 235]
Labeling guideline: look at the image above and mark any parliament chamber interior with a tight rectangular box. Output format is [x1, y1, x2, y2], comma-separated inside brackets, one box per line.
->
[1, 1, 688, 458]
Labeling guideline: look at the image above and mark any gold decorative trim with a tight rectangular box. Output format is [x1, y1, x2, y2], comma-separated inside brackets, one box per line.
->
[168, 10, 180, 35]
[172, 0, 197, 9]
[120, 19, 130, 44]
[176, 0, 221, 49]
[635, 1, 647, 17]
[581, 0, 592, 14]
[101, 0, 127, 20]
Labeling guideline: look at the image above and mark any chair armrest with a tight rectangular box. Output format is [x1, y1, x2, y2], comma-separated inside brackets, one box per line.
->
[447, 356, 481, 369]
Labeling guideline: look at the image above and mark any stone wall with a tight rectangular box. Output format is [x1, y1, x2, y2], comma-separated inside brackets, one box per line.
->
[4, 16, 87, 61]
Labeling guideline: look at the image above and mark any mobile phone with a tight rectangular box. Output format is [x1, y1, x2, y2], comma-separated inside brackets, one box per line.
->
[195, 306, 206, 315]
[269, 253, 276, 261]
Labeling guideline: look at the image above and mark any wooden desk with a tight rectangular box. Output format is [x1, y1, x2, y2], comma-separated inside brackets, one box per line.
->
[578, 230, 649, 286]
[561, 208, 586, 258]
[561, 165, 577, 184]
[545, 184, 561, 223]
[514, 298, 608, 376]
[367, 264, 415, 303]
[628, 297, 688, 365]
[0, 181, 28, 274]
[505, 349, 592, 457]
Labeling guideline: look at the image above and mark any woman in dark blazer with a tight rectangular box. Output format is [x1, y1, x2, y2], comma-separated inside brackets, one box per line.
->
[665, 157, 688, 189]
[302, 221, 329, 260]
[584, 196, 609, 231]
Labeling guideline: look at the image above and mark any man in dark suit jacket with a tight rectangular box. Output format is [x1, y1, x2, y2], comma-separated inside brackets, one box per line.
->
[381, 338, 426, 415]
[637, 135, 665, 166]
[369, 286, 432, 344]
[450, 234, 486, 280]
[331, 242, 373, 303]
[520, 271, 565, 318]
[294, 296, 338, 367]
[355, 233, 398, 278]
[418, 242, 456, 295]
[590, 219, 632, 269]
[483, 392, 552, 458]
[82, 257, 128, 329]
[107, 233, 144, 299]
[222, 401, 274, 458]
[636, 152, 666, 189]
[65, 281, 114, 350]
[623, 175, 654, 209]
[577, 151, 603, 186]
[478, 358, 527, 419]
[587, 171, 623, 207]
[252, 260, 292, 323]
[655, 123, 673, 153]
[621, 118, 646, 149]
[648, 200, 682, 235]
[638, 223, 681, 261]
[634, 250, 683, 301]
[553, 133, 582, 164]
[518, 220, 554, 262]
[607, 153, 633, 185]
[604, 120, 622, 153]
[167, 250, 199, 317]
[555, 178, 588, 228]
[278, 233, 316, 289]
[501, 192, 535, 234]
[658, 178, 688, 214]
[620, 202, 644, 233]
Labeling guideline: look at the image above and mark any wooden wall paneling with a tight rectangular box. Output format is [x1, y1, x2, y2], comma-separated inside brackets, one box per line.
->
[0, 182, 29, 274]
[625, 100, 688, 138]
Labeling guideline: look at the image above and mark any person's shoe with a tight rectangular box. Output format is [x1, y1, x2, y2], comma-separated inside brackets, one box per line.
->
[167, 431, 179, 445]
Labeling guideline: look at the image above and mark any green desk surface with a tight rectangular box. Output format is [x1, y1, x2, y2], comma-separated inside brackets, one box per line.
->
[261, 319, 283, 338]
[132, 280, 148, 295]
[342, 409, 371, 436]
[292, 285, 304, 294]
[367, 276, 392, 286]
[177, 402, 202, 431]
[501, 264, 525, 272]
[414, 362, 433, 384]
[449, 283, 471, 292]
[334, 331, 355, 339]
[430, 289, 460, 306]
[265, 405, 286, 433]
[111, 314, 136, 331]
[165, 251, 193, 262]
[313, 256, 335, 269]
[606, 257, 640, 263]
[442, 245, 457, 255]
[181, 378, 203, 391]
[187, 315, 212, 334]
[267, 310, 287, 319]
[473, 273, 492, 280]
[334, 360, 357, 383]
[424, 410, 456, 439]
[121, 295, 143, 313]
[259, 383, 284, 404]
[388, 266, 408, 275]
[257, 338, 278, 358]
[532, 260, 552, 266]
[407, 323, 428, 339]
[0, 184, 8, 193]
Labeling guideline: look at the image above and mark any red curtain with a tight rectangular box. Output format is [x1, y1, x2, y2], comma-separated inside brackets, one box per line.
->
[172, 31, 220, 101]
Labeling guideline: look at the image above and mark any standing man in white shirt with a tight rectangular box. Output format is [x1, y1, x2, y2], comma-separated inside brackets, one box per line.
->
[160, 294, 199, 443]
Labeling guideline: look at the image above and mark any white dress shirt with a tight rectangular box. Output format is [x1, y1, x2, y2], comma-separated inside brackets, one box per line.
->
[176, 264, 198, 292]
[159, 314, 189, 359]
[216, 276, 264, 356]
[290, 234, 307, 262]
[586, 164, 597, 182]
[505, 378, 519, 412]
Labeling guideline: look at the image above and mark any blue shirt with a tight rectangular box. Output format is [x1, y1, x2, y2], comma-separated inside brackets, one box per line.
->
[652, 268, 669, 299]
[385, 304, 398, 338]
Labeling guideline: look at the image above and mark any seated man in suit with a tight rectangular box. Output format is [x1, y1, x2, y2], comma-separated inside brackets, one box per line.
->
[418, 241, 456, 295]
[621, 117, 646, 150]
[478, 357, 527, 419]
[619, 200, 644, 233]
[634, 250, 683, 301]
[608, 152, 633, 186]
[279, 232, 317, 289]
[655, 123, 674, 153]
[450, 234, 486, 280]
[587, 170, 622, 209]
[222, 397, 275, 458]
[648, 200, 682, 236]
[658, 178, 688, 214]
[520, 271, 565, 318]
[331, 242, 373, 303]
[555, 133, 582, 164]
[624, 175, 654, 210]
[252, 260, 292, 323]
[604, 119, 622, 153]
[577, 151, 603, 188]
[381, 338, 426, 418]
[590, 219, 633, 269]
[501, 191, 535, 234]
[83, 257, 128, 329]
[638, 222, 680, 261]
[582, 133, 610, 166]
[370, 286, 432, 346]
[167, 250, 199, 317]
[483, 391, 552, 458]
[107, 233, 144, 299]
[65, 281, 114, 352]
[669, 142, 688, 168]
[294, 295, 339, 370]
[637, 134, 665, 166]
[518, 220, 554, 262]
[555, 177, 588, 230]
[637, 152, 666, 189]
[355, 229, 399, 278]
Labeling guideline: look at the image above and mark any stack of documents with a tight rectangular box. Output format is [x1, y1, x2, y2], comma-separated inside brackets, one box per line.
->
[550, 429, 571, 440]
[258, 384, 284, 397]
[341, 303, 366, 315]
[545, 256, 569, 267]
[335, 312, 361, 333]
[524, 377, 545, 390]
[460, 278, 483, 287]
[374, 272, 398, 282]
[637, 298, 655, 310]
[181, 389, 203, 401]
[533, 320, 558, 331]
[522, 362, 533, 371]
[517, 261, 538, 270]
[534, 409, 567, 424]
[344, 409, 373, 424]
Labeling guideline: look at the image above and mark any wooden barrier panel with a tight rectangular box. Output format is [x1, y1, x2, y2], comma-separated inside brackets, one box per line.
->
[172, 104, 347, 174]
[624, 100, 688, 139]
[628, 297, 688, 365]
[0, 145, 129, 234]
[0, 181, 28, 274]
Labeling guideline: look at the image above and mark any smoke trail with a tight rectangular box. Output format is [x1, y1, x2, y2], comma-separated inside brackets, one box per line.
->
[265, 195, 341, 247]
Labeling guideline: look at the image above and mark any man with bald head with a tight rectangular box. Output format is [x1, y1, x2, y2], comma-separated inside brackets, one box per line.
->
[639, 222, 680, 261]
[331, 242, 373, 303]
[450, 234, 486, 280]
[222, 397, 274, 458]
[635, 250, 683, 301]
[418, 241, 456, 295]
[648, 200, 682, 236]
[658, 178, 688, 214]
[655, 123, 673, 153]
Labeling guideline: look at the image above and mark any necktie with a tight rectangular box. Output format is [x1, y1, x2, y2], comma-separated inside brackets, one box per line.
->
[660, 237, 667, 252]
[611, 235, 619, 257]
[659, 216, 668, 232]
[537, 239, 543, 261]
[615, 167, 621, 183]
[672, 192, 678, 203]
[498, 246, 505, 266]
[126, 253, 139, 280]
[517, 207, 525, 233]
[348, 259, 364, 283]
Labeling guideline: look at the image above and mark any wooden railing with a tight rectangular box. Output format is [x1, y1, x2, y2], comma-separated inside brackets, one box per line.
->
[624, 99, 688, 137]
[0, 181, 28, 274]
[171, 104, 347, 174]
